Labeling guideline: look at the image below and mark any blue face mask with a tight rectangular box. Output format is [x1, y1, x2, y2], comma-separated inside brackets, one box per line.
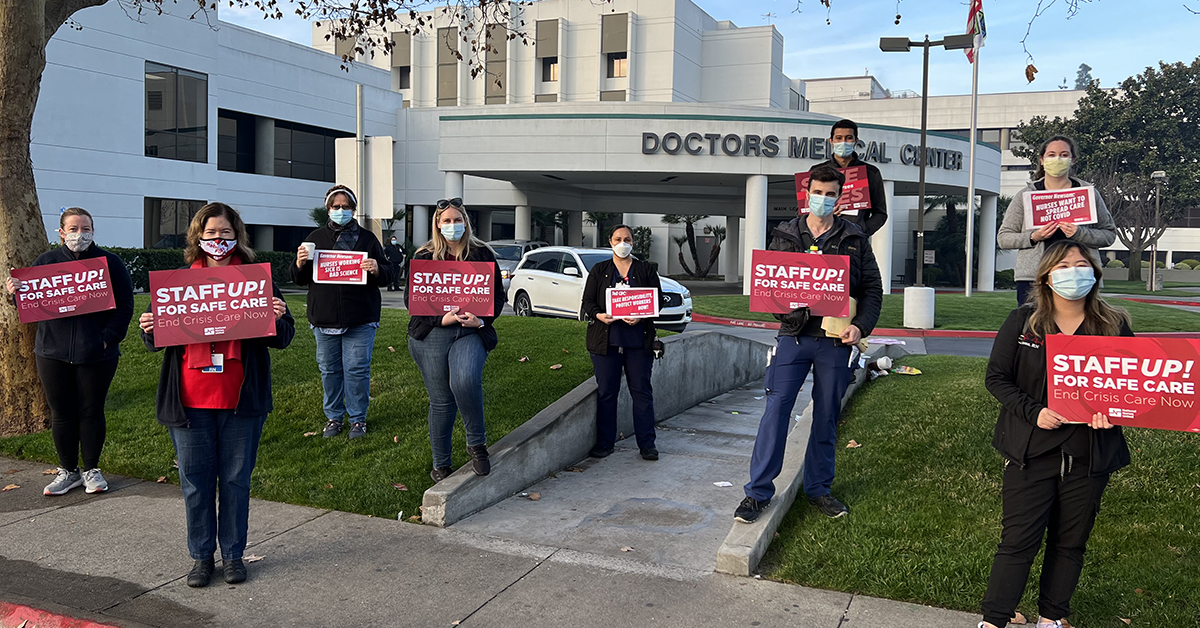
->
[1049, 266, 1096, 300]
[808, 194, 838, 218]
[441, 223, 466, 242]
[329, 209, 353, 226]
[832, 141, 856, 158]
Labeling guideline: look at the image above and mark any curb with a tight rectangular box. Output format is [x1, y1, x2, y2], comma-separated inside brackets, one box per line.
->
[715, 343, 911, 577]
[692, 313, 1200, 339]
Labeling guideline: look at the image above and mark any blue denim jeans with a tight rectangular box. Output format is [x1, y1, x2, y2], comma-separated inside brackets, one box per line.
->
[313, 325, 377, 424]
[169, 408, 267, 561]
[408, 326, 488, 469]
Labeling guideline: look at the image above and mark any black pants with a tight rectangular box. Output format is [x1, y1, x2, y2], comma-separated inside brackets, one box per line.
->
[1016, 281, 1033, 306]
[389, 263, 403, 290]
[981, 452, 1110, 627]
[590, 347, 655, 451]
[35, 356, 119, 471]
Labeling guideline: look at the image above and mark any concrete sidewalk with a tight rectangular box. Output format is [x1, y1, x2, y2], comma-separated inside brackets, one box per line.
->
[0, 456, 978, 628]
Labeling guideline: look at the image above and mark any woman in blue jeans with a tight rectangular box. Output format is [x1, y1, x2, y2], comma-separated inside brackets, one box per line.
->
[405, 198, 505, 482]
[139, 203, 294, 588]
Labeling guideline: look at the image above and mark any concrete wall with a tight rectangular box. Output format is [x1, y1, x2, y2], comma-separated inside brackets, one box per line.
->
[422, 330, 770, 527]
[1103, 268, 1200, 282]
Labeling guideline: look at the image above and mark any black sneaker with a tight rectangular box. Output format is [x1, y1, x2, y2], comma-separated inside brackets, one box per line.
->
[187, 557, 214, 588]
[808, 494, 849, 518]
[640, 447, 659, 461]
[588, 445, 614, 458]
[430, 467, 453, 482]
[467, 444, 490, 476]
[322, 420, 343, 438]
[223, 558, 247, 584]
[734, 496, 769, 523]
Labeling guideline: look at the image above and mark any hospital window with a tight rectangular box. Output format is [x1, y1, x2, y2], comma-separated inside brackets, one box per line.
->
[607, 52, 628, 79]
[144, 197, 205, 248]
[542, 57, 559, 82]
[145, 61, 208, 163]
[437, 27, 458, 107]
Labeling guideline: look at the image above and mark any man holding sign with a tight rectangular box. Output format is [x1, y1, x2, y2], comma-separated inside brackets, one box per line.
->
[809, 119, 888, 236]
[735, 166, 883, 524]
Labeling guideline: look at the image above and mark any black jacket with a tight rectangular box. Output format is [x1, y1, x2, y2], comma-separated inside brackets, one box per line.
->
[28, 244, 135, 365]
[985, 306, 1132, 475]
[405, 244, 506, 351]
[768, 216, 883, 338]
[813, 154, 888, 236]
[141, 278, 295, 428]
[290, 220, 394, 327]
[581, 258, 667, 355]
[383, 243, 405, 266]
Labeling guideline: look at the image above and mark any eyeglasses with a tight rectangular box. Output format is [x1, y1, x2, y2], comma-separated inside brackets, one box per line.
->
[436, 198, 464, 210]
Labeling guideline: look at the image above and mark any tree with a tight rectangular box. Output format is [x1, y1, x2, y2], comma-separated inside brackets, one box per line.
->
[661, 214, 724, 278]
[1074, 63, 1094, 90]
[1014, 58, 1200, 278]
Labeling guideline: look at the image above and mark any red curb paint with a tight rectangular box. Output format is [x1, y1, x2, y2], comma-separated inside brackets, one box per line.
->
[1116, 297, 1200, 308]
[693, 314, 1200, 339]
[0, 602, 120, 628]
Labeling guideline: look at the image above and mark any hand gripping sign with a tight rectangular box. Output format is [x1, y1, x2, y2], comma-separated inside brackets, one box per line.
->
[149, 263, 277, 348]
[795, 165, 871, 217]
[11, 257, 116, 323]
[1023, 187, 1098, 228]
[407, 259, 497, 317]
[1046, 335, 1200, 432]
[313, 250, 368, 285]
[607, 288, 660, 319]
[749, 250, 851, 318]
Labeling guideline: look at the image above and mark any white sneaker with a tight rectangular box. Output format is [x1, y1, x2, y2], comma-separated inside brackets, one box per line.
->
[82, 468, 108, 494]
[44, 468, 83, 496]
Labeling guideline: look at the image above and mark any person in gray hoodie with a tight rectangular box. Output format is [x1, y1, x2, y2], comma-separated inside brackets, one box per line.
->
[997, 135, 1116, 304]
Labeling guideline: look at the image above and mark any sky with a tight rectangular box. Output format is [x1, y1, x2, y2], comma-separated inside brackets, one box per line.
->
[220, 0, 1200, 97]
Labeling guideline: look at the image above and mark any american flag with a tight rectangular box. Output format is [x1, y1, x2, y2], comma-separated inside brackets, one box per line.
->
[965, 0, 987, 64]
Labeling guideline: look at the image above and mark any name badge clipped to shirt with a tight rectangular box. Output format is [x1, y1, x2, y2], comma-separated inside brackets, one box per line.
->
[202, 353, 224, 374]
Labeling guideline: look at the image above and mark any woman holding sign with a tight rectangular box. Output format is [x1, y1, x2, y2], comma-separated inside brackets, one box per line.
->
[138, 203, 294, 588]
[980, 240, 1132, 628]
[5, 207, 134, 496]
[292, 184, 393, 440]
[998, 135, 1117, 305]
[580, 225, 666, 461]
[405, 198, 505, 482]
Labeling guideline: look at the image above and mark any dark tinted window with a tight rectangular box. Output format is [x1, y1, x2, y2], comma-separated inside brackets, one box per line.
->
[520, 252, 546, 270]
[145, 62, 207, 163]
[560, 253, 580, 275]
[534, 253, 561, 273]
[579, 253, 610, 271]
[491, 245, 523, 260]
[274, 120, 351, 183]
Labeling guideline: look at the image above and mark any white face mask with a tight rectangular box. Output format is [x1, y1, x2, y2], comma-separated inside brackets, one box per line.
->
[63, 232, 94, 253]
[612, 242, 633, 259]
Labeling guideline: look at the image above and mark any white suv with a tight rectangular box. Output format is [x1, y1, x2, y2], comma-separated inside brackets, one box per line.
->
[507, 246, 693, 332]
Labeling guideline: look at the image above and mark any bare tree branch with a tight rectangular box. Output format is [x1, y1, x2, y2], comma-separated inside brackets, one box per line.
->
[44, 0, 112, 40]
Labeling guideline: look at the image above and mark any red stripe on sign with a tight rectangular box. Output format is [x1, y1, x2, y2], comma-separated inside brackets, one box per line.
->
[0, 602, 121, 628]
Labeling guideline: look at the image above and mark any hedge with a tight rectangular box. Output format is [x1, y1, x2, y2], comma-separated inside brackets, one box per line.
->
[1177, 259, 1200, 270]
[994, 269, 1015, 289]
[104, 247, 297, 292]
[1105, 259, 1126, 268]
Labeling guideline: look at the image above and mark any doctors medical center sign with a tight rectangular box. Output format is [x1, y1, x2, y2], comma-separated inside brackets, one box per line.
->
[640, 132, 965, 171]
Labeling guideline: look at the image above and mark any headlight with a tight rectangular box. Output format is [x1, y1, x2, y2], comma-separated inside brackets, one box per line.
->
[682, 290, 691, 299]
[501, 270, 511, 279]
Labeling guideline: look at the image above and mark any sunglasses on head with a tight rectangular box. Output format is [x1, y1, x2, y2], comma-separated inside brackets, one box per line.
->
[436, 197, 464, 210]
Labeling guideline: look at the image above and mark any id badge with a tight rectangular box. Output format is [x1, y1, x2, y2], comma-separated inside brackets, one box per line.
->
[202, 354, 224, 374]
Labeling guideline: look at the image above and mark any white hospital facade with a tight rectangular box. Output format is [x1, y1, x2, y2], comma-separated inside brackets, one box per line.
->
[34, 0, 1196, 292]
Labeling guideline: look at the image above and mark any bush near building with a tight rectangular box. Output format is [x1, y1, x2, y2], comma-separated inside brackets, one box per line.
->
[105, 247, 298, 291]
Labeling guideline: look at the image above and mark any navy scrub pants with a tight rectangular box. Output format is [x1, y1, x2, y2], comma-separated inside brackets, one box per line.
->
[744, 335, 852, 502]
[590, 346, 656, 451]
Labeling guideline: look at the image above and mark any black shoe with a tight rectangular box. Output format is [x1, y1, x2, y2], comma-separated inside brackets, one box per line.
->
[640, 447, 659, 461]
[430, 467, 453, 482]
[588, 445, 614, 458]
[467, 444, 491, 476]
[223, 558, 247, 584]
[808, 494, 849, 518]
[734, 496, 769, 523]
[187, 557, 214, 588]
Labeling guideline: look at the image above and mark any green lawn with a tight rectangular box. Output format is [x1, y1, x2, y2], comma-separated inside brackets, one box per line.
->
[0, 296, 596, 520]
[761, 355, 1200, 627]
[693, 293, 1200, 332]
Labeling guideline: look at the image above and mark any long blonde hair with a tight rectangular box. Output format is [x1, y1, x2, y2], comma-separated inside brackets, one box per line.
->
[184, 203, 256, 265]
[1028, 240, 1129, 337]
[415, 204, 486, 261]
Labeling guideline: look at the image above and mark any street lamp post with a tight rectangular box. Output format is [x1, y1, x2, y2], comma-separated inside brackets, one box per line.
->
[1149, 170, 1168, 292]
[879, 34, 973, 288]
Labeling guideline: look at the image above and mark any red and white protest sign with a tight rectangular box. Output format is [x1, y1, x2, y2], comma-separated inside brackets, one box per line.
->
[407, 259, 497, 317]
[313, 250, 368, 285]
[796, 165, 871, 217]
[1023, 187, 1097, 228]
[1047, 335, 1200, 433]
[607, 288, 660, 319]
[11, 257, 116, 323]
[149, 263, 277, 348]
[749, 250, 851, 317]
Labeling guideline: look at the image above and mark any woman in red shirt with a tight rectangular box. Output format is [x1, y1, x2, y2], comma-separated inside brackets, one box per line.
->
[139, 203, 294, 588]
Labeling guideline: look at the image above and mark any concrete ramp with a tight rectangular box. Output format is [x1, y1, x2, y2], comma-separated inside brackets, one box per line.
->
[448, 379, 811, 573]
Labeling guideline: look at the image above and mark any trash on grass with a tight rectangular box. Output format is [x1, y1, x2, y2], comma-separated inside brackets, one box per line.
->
[387, 346, 396, 352]
[846, 440, 863, 449]
[550, 364, 563, 370]
[392, 483, 409, 491]
[519, 356, 530, 362]
[891, 365, 922, 375]
[303, 431, 320, 437]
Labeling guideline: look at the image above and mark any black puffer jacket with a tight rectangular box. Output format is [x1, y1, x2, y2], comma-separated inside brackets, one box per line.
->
[767, 216, 883, 338]
[985, 306, 1132, 475]
[581, 258, 667, 355]
[26, 244, 135, 365]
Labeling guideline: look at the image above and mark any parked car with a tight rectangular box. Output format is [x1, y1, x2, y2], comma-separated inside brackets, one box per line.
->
[507, 246, 692, 332]
[488, 239, 549, 291]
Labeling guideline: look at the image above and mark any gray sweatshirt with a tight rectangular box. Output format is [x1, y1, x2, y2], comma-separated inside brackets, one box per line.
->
[997, 177, 1117, 281]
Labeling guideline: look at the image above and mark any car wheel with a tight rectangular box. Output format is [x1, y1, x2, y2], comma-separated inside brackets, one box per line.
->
[514, 292, 534, 317]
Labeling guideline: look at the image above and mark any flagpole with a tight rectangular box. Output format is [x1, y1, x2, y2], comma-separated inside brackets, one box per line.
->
[965, 44, 980, 297]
